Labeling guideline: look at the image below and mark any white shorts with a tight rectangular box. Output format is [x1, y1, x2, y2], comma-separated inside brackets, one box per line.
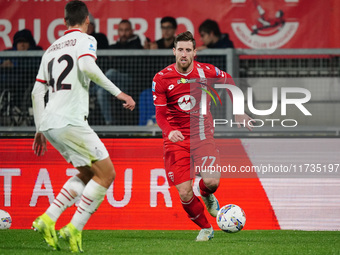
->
[43, 125, 109, 167]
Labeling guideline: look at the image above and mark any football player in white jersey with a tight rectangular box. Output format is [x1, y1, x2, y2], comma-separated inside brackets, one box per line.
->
[31, 1, 135, 252]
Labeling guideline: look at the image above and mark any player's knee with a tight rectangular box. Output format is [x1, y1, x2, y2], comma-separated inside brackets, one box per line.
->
[178, 188, 193, 202]
[97, 167, 115, 188]
[107, 167, 116, 185]
[205, 179, 220, 192]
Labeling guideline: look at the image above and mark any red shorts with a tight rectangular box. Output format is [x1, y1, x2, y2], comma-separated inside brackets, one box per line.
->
[163, 139, 220, 186]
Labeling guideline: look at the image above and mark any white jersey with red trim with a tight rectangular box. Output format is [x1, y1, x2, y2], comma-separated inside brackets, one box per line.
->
[35, 29, 97, 131]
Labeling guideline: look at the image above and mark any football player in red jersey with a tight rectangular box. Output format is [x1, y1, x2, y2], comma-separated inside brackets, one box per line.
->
[152, 31, 253, 241]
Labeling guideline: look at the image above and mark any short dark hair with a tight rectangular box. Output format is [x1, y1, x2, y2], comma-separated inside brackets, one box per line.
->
[65, 0, 89, 27]
[119, 19, 132, 27]
[160, 16, 177, 30]
[174, 31, 196, 49]
[198, 19, 221, 37]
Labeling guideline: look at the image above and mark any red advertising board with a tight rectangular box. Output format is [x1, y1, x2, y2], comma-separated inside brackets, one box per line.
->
[0, 138, 279, 230]
[0, 0, 338, 51]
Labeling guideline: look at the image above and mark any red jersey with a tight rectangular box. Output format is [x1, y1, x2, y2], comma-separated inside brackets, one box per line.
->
[152, 61, 233, 141]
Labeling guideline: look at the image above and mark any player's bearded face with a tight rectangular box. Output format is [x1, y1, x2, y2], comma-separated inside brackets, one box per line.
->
[173, 41, 196, 73]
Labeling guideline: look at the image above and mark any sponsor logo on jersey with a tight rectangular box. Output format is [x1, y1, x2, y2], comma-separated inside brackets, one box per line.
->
[178, 95, 196, 111]
[89, 44, 95, 51]
[168, 84, 174, 90]
[177, 78, 197, 84]
[153, 95, 157, 101]
[215, 67, 221, 76]
[152, 81, 156, 92]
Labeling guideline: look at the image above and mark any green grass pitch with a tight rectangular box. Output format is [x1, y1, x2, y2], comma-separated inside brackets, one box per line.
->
[0, 229, 339, 254]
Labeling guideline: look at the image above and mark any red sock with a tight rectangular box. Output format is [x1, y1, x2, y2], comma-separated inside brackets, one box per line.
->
[181, 195, 211, 229]
[199, 179, 215, 197]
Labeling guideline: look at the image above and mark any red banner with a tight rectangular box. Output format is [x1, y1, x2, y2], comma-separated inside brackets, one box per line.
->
[0, 138, 279, 230]
[0, 0, 338, 51]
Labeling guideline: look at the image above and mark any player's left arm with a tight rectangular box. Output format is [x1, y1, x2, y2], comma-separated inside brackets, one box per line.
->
[78, 36, 135, 110]
[235, 114, 255, 131]
[78, 56, 135, 111]
[215, 66, 255, 131]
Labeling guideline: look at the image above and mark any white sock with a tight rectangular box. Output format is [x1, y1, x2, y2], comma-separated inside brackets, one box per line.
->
[46, 176, 85, 222]
[71, 179, 107, 231]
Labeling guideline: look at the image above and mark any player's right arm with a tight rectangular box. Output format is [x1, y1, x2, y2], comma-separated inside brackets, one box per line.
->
[152, 77, 184, 142]
[31, 58, 49, 156]
[213, 65, 255, 131]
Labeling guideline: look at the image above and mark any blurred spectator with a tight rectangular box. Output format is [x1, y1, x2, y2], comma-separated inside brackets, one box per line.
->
[144, 16, 177, 49]
[109, 19, 143, 49]
[1, 29, 42, 68]
[10, 29, 42, 51]
[197, 19, 234, 51]
[0, 29, 42, 125]
[87, 13, 109, 49]
[92, 19, 140, 125]
[86, 14, 111, 124]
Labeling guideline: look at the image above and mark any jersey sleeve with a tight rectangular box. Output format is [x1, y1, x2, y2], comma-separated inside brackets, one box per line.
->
[152, 75, 174, 136]
[213, 66, 234, 83]
[77, 35, 97, 60]
[152, 75, 167, 106]
[35, 55, 48, 84]
[211, 65, 235, 101]
[78, 56, 121, 96]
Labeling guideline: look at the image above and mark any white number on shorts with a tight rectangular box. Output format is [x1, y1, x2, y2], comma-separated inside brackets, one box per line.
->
[201, 156, 216, 167]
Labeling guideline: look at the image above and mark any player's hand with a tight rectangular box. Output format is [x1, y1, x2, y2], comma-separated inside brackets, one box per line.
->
[33, 132, 47, 156]
[168, 130, 185, 143]
[235, 114, 256, 131]
[117, 92, 136, 111]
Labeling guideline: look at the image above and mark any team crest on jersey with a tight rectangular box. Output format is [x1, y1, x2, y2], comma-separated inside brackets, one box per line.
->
[178, 95, 196, 111]
[152, 81, 156, 92]
[168, 172, 174, 183]
[168, 84, 174, 90]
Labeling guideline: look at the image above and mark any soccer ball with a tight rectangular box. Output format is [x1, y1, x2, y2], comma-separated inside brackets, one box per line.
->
[0, 210, 12, 229]
[216, 204, 246, 233]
